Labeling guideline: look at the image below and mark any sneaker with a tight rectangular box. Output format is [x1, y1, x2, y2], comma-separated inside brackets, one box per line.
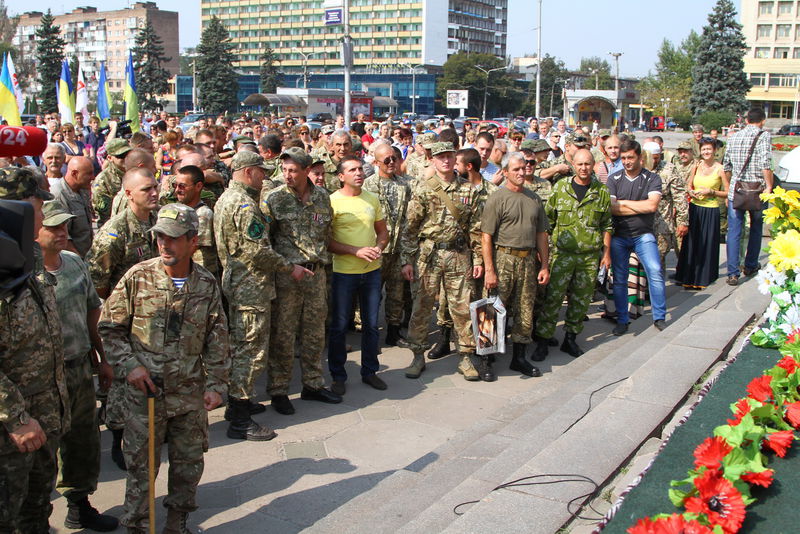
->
[612, 322, 629, 336]
[653, 319, 667, 331]
[726, 275, 739, 286]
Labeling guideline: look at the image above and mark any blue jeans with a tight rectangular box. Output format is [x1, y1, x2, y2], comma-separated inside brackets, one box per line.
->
[328, 269, 382, 382]
[611, 233, 666, 324]
[726, 200, 763, 277]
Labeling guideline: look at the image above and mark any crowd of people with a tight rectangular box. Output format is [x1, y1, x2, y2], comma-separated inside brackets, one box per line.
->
[0, 106, 772, 534]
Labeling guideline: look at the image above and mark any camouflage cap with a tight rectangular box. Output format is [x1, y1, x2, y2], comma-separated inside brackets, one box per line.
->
[149, 203, 199, 238]
[321, 124, 335, 135]
[417, 132, 438, 148]
[598, 129, 612, 137]
[530, 139, 553, 153]
[691, 124, 705, 132]
[233, 135, 256, 147]
[41, 200, 75, 227]
[677, 140, 693, 151]
[430, 142, 455, 156]
[231, 151, 270, 172]
[280, 146, 312, 168]
[106, 138, 132, 157]
[0, 167, 53, 201]
[520, 139, 536, 151]
[565, 132, 590, 148]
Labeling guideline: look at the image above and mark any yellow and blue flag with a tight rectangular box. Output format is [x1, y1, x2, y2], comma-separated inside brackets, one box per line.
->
[123, 52, 140, 133]
[97, 61, 111, 125]
[0, 55, 21, 126]
[57, 59, 75, 123]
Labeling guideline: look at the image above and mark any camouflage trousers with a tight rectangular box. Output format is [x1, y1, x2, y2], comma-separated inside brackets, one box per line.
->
[657, 232, 678, 267]
[121, 390, 207, 531]
[268, 269, 327, 396]
[535, 251, 599, 339]
[0, 437, 58, 533]
[487, 250, 538, 344]
[57, 355, 100, 503]
[104, 378, 126, 430]
[407, 247, 475, 354]
[437, 277, 481, 329]
[228, 303, 271, 400]
[381, 252, 407, 326]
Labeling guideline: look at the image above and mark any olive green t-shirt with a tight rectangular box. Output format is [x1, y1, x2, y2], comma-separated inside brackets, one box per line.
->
[480, 185, 549, 250]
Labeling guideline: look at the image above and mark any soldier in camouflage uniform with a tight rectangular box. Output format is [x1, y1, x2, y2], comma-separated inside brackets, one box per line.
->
[110, 148, 158, 218]
[100, 204, 230, 534]
[533, 149, 613, 361]
[317, 130, 354, 193]
[0, 169, 70, 534]
[88, 167, 160, 471]
[404, 132, 436, 180]
[91, 138, 132, 226]
[655, 142, 690, 266]
[37, 201, 119, 531]
[401, 142, 485, 381]
[173, 164, 221, 279]
[215, 151, 287, 441]
[261, 148, 342, 415]
[364, 142, 413, 346]
[536, 132, 591, 183]
[482, 153, 551, 379]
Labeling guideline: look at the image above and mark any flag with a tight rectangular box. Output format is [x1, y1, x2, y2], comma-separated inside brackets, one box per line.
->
[0, 56, 21, 126]
[97, 61, 111, 125]
[57, 59, 75, 123]
[123, 52, 140, 133]
[5, 53, 22, 114]
[76, 67, 89, 123]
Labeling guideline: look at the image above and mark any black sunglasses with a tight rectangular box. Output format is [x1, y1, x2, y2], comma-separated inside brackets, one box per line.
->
[382, 155, 399, 164]
[525, 159, 536, 165]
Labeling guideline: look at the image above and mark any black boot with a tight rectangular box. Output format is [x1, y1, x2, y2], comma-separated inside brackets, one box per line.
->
[510, 342, 542, 377]
[226, 398, 277, 441]
[65, 497, 119, 531]
[427, 326, 452, 359]
[531, 338, 549, 362]
[110, 428, 126, 471]
[223, 398, 266, 421]
[560, 332, 584, 358]
[385, 324, 402, 346]
[476, 354, 497, 382]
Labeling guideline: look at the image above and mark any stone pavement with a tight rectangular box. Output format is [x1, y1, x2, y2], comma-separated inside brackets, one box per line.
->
[48, 248, 768, 534]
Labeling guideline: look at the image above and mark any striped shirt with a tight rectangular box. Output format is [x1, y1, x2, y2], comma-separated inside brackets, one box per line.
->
[722, 124, 772, 201]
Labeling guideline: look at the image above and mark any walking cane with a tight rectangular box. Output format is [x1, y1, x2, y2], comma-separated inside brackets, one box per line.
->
[147, 383, 156, 534]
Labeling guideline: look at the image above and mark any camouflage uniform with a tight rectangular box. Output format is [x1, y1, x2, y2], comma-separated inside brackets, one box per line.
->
[91, 161, 126, 226]
[405, 152, 431, 180]
[364, 172, 413, 326]
[655, 160, 690, 263]
[524, 175, 555, 313]
[261, 181, 332, 396]
[99, 257, 229, 532]
[535, 154, 575, 183]
[215, 180, 291, 400]
[193, 202, 220, 278]
[535, 177, 612, 339]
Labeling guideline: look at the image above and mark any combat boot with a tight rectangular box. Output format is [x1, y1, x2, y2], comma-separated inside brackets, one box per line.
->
[427, 327, 452, 360]
[64, 497, 119, 531]
[560, 332, 584, 358]
[223, 399, 266, 421]
[457, 353, 480, 381]
[510, 343, 542, 377]
[162, 509, 193, 534]
[531, 338, 549, 362]
[226, 398, 277, 441]
[404, 353, 426, 378]
[110, 428, 126, 471]
[476, 354, 496, 382]
[385, 324, 403, 346]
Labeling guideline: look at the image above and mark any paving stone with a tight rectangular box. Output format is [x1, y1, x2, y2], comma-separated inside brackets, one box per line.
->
[442, 489, 566, 534]
[419, 372, 457, 388]
[284, 440, 328, 460]
[399, 388, 510, 432]
[361, 405, 400, 420]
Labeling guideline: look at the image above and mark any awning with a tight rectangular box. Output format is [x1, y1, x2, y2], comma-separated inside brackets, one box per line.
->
[373, 96, 398, 108]
[243, 93, 305, 107]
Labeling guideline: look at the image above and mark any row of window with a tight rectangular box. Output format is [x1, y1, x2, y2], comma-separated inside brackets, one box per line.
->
[235, 49, 420, 62]
[756, 23, 800, 39]
[203, 5, 421, 17]
[759, 1, 797, 16]
[223, 22, 422, 34]
[749, 72, 800, 87]
[235, 36, 421, 50]
[753, 45, 800, 57]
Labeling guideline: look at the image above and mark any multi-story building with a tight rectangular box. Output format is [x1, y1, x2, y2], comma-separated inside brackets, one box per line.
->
[13, 2, 179, 94]
[742, 0, 800, 125]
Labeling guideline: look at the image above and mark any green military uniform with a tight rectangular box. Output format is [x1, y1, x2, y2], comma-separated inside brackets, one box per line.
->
[310, 146, 342, 193]
[535, 153, 575, 183]
[405, 151, 430, 180]
[193, 202, 220, 278]
[261, 178, 333, 397]
[655, 160, 690, 263]
[535, 176, 612, 340]
[525, 173, 555, 315]
[92, 161, 126, 226]
[100, 256, 229, 532]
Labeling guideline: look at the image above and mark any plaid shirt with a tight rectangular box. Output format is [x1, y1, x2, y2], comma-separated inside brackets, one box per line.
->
[722, 124, 772, 201]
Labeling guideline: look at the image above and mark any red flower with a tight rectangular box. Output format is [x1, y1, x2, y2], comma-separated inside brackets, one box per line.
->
[693, 436, 733, 469]
[627, 514, 713, 534]
[763, 430, 795, 457]
[746, 375, 773, 403]
[786, 401, 800, 429]
[727, 398, 752, 426]
[777, 354, 800, 374]
[684, 469, 746, 534]
[741, 469, 774, 488]
[786, 331, 800, 345]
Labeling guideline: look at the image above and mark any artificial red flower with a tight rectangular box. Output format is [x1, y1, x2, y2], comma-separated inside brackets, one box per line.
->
[693, 436, 733, 469]
[684, 469, 746, 534]
[741, 469, 774, 488]
[786, 329, 800, 344]
[627, 514, 713, 534]
[746, 375, 773, 403]
[727, 398, 752, 426]
[777, 354, 800, 374]
[785, 401, 800, 429]
[763, 430, 795, 458]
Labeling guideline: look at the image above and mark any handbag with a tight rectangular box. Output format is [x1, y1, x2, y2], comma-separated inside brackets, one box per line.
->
[732, 131, 765, 211]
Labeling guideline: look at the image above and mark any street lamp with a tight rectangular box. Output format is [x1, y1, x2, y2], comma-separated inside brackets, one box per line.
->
[588, 68, 599, 91]
[549, 78, 566, 117]
[408, 63, 425, 115]
[475, 65, 505, 120]
[608, 52, 622, 93]
[660, 97, 671, 131]
[293, 49, 320, 88]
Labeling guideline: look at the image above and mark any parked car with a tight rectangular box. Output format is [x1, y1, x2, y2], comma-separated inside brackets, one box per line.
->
[179, 113, 215, 133]
[776, 145, 800, 192]
[476, 120, 508, 137]
[777, 124, 800, 136]
[307, 112, 333, 123]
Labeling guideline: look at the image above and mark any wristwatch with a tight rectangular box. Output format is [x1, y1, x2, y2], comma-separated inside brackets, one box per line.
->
[18, 412, 30, 426]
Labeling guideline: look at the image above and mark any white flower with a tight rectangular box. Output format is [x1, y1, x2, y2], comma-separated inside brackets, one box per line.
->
[775, 290, 793, 306]
[758, 268, 788, 294]
[765, 300, 782, 322]
[779, 304, 800, 334]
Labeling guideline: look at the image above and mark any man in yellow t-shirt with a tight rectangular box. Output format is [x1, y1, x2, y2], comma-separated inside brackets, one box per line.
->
[328, 155, 390, 395]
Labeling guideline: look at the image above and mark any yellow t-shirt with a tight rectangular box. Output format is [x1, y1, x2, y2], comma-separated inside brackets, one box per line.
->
[692, 166, 723, 208]
[330, 189, 385, 274]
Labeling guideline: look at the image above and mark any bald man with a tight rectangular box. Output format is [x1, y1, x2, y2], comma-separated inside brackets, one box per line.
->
[51, 156, 96, 257]
[109, 149, 158, 217]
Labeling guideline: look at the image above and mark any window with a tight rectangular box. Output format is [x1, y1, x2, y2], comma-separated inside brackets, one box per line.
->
[769, 101, 794, 118]
[769, 73, 798, 86]
[755, 47, 771, 57]
[775, 46, 790, 57]
[777, 24, 792, 37]
[779, 1, 793, 14]
[757, 24, 773, 38]
[750, 73, 767, 86]
[793, 47, 800, 57]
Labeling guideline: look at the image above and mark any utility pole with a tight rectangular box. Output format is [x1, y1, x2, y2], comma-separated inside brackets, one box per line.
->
[608, 52, 622, 93]
[589, 68, 599, 90]
[475, 65, 505, 120]
[342, 0, 352, 127]
[410, 63, 424, 115]
[295, 50, 319, 88]
[534, 0, 542, 118]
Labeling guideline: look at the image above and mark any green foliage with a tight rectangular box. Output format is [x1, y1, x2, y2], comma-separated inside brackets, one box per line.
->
[196, 17, 238, 115]
[519, 54, 569, 118]
[131, 21, 172, 112]
[672, 111, 693, 130]
[34, 10, 65, 114]
[437, 52, 522, 118]
[690, 0, 750, 115]
[578, 57, 613, 90]
[696, 110, 736, 132]
[109, 91, 125, 115]
[639, 31, 701, 119]
[259, 46, 282, 94]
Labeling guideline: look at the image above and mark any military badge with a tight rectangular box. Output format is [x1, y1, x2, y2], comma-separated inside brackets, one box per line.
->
[247, 219, 265, 239]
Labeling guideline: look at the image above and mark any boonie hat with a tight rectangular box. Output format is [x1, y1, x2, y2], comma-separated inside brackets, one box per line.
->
[0, 167, 52, 201]
[642, 141, 662, 155]
[530, 139, 553, 153]
[231, 151, 271, 172]
[149, 203, 199, 238]
[430, 142, 455, 156]
[42, 200, 75, 227]
[677, 140, 693, 151]
[106, 138, 132, 157]
[417, 132, 438, 149]
[565, 133, 590, 148]
[280, 147, 313, 168]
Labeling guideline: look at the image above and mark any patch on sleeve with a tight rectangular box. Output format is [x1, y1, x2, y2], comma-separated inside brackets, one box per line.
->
[247, 219, 265, 239]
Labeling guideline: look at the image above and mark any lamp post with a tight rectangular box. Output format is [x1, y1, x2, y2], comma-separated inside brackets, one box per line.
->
[535, 0, 542, 118]
[660, 97, 671, 131]
[294, 49, 320, 89]
[409, 63, 424, 115]
[475, 65, 505, 120]
[608, 52, 622, 93]
[588, 68, 599, 91]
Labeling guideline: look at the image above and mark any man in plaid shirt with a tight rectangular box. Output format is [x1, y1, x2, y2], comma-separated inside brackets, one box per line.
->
[722, 108, 773, 285]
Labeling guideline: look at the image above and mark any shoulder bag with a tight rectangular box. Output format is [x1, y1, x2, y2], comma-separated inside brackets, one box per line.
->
[732, 131, 765, 211]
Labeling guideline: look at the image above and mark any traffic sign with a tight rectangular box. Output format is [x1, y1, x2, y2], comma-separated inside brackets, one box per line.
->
[325, 8, 343, 25]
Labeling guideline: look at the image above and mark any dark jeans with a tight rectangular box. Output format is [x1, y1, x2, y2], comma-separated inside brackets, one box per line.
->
[328, 268, 382, 382]
[726, 200, 764, 277]
[611, 233, 666, 324]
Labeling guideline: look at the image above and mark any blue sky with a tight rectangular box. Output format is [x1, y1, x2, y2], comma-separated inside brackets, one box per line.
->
[9, 0, 724, 77]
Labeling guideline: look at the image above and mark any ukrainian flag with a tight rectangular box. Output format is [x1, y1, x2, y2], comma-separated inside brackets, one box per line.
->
[97, 61, 111, 125]
[57, 59, 75, 123]
[123, 52, 140, 133]
[0, 55, 21, 126]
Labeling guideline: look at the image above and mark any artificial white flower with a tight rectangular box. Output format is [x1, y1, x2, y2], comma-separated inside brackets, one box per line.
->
[765, 300, 781, 322]
[779, 304, 800, 334]
[758, 268, 787, 294]
[774, 290, 793, 306]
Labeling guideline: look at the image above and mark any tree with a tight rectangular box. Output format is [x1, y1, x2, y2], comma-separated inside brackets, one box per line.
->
[577, 57, 613, 90]
[196, 17, 238, 114]
[131, 21, 172, 111]
[638, 30, 701, 120]
[34, 10, 65, 113]
[259, 46, 282, 94]
[178, 47, 197, 75]
[437, 52, 522, 118]
[690, 0, 750, 116]
[518, 54, 570, 117]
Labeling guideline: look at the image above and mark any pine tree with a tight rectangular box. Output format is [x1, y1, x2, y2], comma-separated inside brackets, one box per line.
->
[690, 0, 750, 116]
[131, 21, 172, 111]
[196, 17, 238, 114]
[259, 46, 282, 94]
[34, 10, 65, 113]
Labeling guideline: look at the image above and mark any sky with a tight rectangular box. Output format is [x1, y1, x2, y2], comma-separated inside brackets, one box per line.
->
[7, 0, 724, 78]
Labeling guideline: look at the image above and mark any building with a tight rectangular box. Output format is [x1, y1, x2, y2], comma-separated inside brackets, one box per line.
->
[13, 3, 179, 94]
[742, 0, 800, 126]
[510, 56, 540, 82]
[563, 89, 641, 129]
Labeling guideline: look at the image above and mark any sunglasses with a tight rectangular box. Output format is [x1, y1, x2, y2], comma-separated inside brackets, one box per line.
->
[382, 155, 399, 164]
[525, 159, 537, 165]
